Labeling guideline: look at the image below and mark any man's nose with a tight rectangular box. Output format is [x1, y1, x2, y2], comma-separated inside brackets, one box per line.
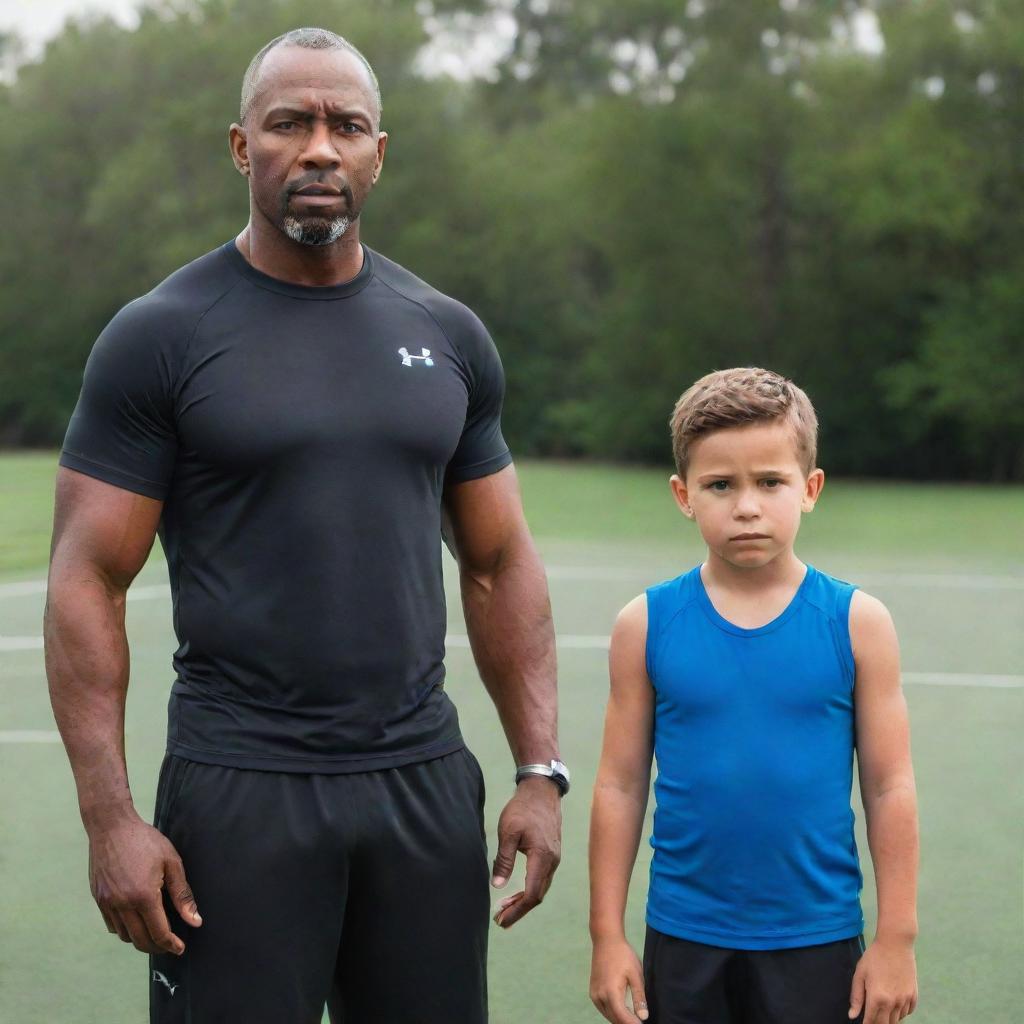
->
[299, 121, 340, 168]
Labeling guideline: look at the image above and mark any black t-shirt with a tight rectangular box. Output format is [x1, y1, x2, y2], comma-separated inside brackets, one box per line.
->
[61, 241, 511, 772]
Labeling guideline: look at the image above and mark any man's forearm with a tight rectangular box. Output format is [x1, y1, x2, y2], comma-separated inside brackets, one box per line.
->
[459, 527, 557, 764]
[864, 782, 919, 942]
[44, 576, 137, 829]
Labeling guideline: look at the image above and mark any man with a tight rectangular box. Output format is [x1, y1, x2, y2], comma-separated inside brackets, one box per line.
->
[45, 27, 564, 1023]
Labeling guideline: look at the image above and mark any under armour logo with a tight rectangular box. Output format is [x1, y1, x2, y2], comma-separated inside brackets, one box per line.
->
[399, 347, 434, 367]
[153, 970, 179, 996]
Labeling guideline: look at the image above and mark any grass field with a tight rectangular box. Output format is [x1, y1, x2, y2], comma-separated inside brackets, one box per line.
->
[1, 452, 1022, 1023]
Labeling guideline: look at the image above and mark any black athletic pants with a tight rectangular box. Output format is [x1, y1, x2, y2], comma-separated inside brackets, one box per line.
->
[149, 748, 489, 1024]
[643, 926, 865, 1024]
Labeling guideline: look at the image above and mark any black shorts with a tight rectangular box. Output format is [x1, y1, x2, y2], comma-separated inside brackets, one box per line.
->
[643, 925, 865, 1024]
[149, 748, 489, 1024]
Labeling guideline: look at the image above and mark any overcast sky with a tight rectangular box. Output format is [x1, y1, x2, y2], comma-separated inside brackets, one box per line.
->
[1, 0, 140, 54]
[0, 0, 884, 70]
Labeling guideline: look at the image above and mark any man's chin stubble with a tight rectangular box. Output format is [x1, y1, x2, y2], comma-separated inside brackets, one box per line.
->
[283, 215, 354, 246]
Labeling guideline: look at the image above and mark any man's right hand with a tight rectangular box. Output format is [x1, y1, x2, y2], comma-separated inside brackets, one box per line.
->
[87, 813, 201, 955]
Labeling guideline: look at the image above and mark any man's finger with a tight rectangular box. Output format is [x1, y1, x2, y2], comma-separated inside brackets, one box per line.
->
[164, 858, 202, 926]
[139, 899, 185, 956]
[523, 848, 556, 907]
[491, 828, 521, 888]
[97, 905, 117, 935]
[120, 908, 160, 954]
[109, 910, 132, 944]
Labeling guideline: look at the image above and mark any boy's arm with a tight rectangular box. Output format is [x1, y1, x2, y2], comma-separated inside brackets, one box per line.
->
[589, 596, 655, 1024]
[849, 590, 920, 1023]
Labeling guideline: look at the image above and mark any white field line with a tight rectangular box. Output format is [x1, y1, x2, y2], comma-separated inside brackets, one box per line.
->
[0, 730, 61, 743]
[3, 630, 1022, 688]
[0, 636, 44, 651]
[545, 567, 1024, 590]
[4, 568, 1024, 602]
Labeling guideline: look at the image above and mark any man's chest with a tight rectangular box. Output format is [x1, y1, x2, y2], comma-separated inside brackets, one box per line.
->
[173, 306, 470, 472]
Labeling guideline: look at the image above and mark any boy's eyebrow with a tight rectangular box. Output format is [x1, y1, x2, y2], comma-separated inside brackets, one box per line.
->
[696, 469, 791, 481]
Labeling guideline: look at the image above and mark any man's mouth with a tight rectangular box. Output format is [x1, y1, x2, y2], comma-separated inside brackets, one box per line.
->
[293, 184, 342, 196]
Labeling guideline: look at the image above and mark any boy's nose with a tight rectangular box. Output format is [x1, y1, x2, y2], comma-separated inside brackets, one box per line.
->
[734, 493, 761, 518]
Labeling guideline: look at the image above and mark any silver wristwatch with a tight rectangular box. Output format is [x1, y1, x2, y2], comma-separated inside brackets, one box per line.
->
[515, 759, 570, 796]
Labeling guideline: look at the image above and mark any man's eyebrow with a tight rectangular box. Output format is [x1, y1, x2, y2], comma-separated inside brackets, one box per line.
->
[263, 106, 371, 121]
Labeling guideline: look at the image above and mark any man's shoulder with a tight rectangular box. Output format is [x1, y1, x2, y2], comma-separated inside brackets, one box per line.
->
[367, 248, 490, 346]
[105, 243, 241, 347]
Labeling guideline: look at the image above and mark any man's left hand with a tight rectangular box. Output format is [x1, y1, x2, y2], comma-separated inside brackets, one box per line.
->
[490, 776, 562, 928]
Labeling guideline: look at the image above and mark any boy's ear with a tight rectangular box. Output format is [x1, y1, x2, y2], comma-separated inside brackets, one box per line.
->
[801, 468, 825, 513]
[670, 475, 695, 519]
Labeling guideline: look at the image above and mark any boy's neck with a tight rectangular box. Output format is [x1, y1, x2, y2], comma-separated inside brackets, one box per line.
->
[701, 549, 806, 595]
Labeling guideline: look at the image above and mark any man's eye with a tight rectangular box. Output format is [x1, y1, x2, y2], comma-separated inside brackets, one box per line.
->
[274, 121, 298, 131]
[340, 122, 363, 134]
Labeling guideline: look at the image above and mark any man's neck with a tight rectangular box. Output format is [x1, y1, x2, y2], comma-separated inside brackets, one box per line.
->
[235, 220, 364, 288]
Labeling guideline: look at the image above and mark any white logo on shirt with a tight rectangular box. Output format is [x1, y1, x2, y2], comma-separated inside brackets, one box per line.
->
[399, 347, 434, 367]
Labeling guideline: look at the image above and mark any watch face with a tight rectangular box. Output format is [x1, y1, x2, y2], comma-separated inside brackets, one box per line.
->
[551, 760, 570, 783]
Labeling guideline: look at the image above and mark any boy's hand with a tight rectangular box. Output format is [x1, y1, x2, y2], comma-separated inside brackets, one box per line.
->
[590, 936, 649, 1023]
[849, 937, 918, 1023]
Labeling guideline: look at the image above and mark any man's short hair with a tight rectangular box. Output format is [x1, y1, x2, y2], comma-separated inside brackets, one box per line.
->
[670, 367, 819, 478]
[239, 27, 382, 128]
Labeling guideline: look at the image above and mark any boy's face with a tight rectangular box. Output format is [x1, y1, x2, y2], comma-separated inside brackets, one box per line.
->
[670, 419, 824, 570]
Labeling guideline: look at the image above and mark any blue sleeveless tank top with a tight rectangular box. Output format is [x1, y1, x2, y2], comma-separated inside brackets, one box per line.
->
[644, 563, 864, 949]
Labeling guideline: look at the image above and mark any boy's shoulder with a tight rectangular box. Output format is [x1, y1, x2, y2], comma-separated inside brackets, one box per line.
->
[800, 565, 860, 622]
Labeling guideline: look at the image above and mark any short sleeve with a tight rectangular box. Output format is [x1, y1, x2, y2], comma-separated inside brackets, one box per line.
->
[59, 299, 179, 500]
[445, 311, 512, 483]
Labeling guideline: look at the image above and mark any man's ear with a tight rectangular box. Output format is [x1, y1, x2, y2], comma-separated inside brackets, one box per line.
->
[229, 123, 249, 176]
[372, 130, 388, 184]
[669, 475, 695, 520]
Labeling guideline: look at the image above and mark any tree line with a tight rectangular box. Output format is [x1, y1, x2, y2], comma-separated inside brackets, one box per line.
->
[1, 0, 1022, 480]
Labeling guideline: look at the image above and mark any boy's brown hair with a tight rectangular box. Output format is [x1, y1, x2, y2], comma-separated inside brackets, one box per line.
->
[670, 367, 819, 477]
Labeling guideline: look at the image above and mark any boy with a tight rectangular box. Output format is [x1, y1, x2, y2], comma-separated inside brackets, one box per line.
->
[588, 368, 919, 1024]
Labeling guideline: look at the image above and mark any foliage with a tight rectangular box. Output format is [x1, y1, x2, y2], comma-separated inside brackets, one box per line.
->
[1, 0, 1022, 479]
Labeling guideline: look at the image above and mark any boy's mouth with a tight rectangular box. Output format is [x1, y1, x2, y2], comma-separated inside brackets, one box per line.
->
[731, 533, 770, 540]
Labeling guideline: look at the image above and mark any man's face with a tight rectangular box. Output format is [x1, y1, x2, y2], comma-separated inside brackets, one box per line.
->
[234, 46, 386, 246]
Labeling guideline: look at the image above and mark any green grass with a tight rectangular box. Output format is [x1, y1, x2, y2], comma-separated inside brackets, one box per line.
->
[5, 451, 1024, 578]
[0, 451, 60, 575]
[1, 453, 1022, 1023]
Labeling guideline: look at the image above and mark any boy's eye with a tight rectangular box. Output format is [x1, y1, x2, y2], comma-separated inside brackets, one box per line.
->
[762, 479, 781, 488]
[709, 481, 730, 491]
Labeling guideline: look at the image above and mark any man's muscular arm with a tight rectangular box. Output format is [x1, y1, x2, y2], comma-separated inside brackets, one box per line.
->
[45, 467, 200, 955]
[442, 464, 560, 928]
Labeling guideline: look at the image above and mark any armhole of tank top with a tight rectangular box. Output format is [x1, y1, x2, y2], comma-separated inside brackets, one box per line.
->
[835, 583, 858, 690]
[644, 588, 658, 687]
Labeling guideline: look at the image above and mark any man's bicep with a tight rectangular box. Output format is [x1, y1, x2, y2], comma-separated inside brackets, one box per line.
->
[442, 464, 527, 572]
[51, 467, 163, 588]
